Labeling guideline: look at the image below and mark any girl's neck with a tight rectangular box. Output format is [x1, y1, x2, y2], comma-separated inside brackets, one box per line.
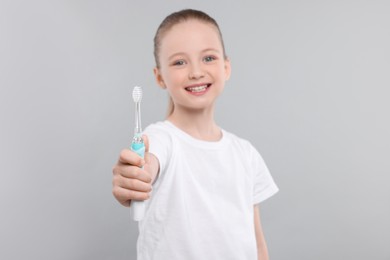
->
[167, 108, 222, 142]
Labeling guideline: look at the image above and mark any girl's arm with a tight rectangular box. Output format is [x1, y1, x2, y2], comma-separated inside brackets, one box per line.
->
[254, 205, 270, 260]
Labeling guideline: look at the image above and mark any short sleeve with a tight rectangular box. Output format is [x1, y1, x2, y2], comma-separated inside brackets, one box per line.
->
[143, 123, 172, 175]
[251, 145, 279, 204]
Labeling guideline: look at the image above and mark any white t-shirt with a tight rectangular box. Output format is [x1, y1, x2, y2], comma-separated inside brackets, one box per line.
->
[137, 121, 278, 260]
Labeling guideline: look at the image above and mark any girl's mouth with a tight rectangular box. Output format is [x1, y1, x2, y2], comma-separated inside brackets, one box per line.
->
[185, 84, 211, 93]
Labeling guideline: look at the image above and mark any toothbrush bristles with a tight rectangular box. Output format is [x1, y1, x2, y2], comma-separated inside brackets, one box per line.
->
[132, 86, 143, 103]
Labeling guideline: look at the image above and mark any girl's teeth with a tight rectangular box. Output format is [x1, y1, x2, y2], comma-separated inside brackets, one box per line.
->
[187, 85, 207, 92]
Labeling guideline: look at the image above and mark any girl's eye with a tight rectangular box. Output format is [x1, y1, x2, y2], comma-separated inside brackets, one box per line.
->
[173, 60, 185, 66]
[203, 56, 216, 62]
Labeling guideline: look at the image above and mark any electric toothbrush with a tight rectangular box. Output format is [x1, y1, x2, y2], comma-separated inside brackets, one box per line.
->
[130, 86, 146, 221]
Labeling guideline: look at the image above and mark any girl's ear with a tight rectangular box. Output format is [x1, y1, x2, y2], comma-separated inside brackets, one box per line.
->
[224, 57, 231, 81]
[154, 67, 166, 89]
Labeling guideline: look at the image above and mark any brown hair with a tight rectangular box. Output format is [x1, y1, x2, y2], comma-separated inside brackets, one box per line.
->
[153, 9, 227, 116]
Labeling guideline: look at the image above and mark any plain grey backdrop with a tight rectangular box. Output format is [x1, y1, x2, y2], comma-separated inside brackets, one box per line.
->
[1, 0, 389, 259]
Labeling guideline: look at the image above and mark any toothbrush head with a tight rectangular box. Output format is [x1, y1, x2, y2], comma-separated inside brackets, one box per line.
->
[132, 86, 143, 103]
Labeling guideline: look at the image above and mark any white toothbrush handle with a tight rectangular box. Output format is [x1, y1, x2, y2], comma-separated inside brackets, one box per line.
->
[131, 200, 146, 221]
[130, 138, 146, 221]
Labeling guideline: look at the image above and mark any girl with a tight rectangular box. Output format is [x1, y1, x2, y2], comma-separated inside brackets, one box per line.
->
[112, 9, 278, 260]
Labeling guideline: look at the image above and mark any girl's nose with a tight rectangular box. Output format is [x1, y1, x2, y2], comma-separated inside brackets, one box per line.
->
[188, 65, 205, 80]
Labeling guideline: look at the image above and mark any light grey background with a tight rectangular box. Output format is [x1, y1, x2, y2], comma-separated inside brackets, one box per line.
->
[1, 1, 389, 259]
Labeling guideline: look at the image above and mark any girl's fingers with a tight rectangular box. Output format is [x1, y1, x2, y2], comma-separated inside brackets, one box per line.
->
[118, 149, 145, 167]
[120, 177, 152, 192]
[114, 165, 151, 183]
[112, 146, 153, 206]
[112, 186, 150, 207]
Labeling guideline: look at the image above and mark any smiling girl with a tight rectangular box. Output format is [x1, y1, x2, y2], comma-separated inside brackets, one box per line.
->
[112, 9, 278, 260]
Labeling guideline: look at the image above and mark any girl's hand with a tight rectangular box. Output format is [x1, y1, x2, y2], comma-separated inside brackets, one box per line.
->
[112, 135, 155, 207]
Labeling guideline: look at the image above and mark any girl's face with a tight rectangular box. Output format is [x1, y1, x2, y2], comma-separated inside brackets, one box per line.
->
[154, 19, 231, 113]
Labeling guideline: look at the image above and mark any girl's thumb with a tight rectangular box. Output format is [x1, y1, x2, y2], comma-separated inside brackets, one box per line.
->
[142, 134, 149, 153]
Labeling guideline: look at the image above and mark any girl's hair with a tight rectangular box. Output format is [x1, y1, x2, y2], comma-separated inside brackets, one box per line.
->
[153, 9, 227, 116]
